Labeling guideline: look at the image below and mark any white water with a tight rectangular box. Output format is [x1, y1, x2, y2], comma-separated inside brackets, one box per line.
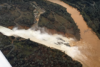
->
[47, 0, 100, 67]
[0, 0, 88, 66]
[0, 26, 85, 61]
[0, 0, 95, 67]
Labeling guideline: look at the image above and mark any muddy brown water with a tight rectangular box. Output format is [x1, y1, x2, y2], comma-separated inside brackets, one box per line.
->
[48, 0, 100, 67]
[1, 0, 100, 67]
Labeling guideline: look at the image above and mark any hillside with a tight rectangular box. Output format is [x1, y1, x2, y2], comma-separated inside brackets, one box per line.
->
[0, 0, 82, 67]
[0, 34, 82, 67]
[0, 0, 80, 40]
[61, 0, 100, 39]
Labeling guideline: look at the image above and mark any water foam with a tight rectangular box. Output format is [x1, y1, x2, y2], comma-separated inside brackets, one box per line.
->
[0, 26, 85, 61]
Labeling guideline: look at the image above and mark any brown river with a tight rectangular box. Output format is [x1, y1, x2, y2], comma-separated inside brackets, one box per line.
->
[48, 0, 100, 67]
[0, 0, 100, 67]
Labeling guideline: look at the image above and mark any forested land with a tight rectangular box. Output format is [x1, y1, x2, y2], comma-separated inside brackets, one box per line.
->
[0, 0, 35, 27]
[0, 0, 80, 40]
[0, 0, 82, 67]
[24, 0, 80, 40]
[62, 0, 100, 38]
[0, 34, 82, 67]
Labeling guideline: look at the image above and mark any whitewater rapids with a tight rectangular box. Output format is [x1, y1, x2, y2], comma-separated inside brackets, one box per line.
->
[0, 26, 86, 62]
[0, 0, 100, 67]
[47, 0, 100, 67]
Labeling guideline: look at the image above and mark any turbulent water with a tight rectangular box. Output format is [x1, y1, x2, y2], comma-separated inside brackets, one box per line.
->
[0, 26, 82, 59]
[47, 0, 100, 67]
[0, 0, 100, 67]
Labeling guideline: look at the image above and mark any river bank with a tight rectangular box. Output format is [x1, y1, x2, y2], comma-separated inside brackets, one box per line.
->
[61, 0, 100, 39]
[0, 0, 80, 40]
[47, 0, 100, 67]
[0, 28, 82, 67]
[0, 0, 82, 67]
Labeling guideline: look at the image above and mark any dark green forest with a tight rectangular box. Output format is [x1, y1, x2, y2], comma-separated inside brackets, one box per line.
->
[61, 0, 100, 38]
[0, 0, 82, 67]
[25, 0, 80, 40]
[0, 0, 80, 40]
[0, 34, 82, 67]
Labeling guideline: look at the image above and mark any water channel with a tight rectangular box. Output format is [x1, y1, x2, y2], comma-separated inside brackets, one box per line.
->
[48, 0, 100, 67]
[0, 0, 100, 67]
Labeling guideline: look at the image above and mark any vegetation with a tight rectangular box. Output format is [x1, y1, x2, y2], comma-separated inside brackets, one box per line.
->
[61, 0, 100, 38]
[0, 0, 82, 67]
[0, 34, 82, 67]
[0, 0, 80, 40]
[26, 0, 80, 40]
[0, 1, 34, 27]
